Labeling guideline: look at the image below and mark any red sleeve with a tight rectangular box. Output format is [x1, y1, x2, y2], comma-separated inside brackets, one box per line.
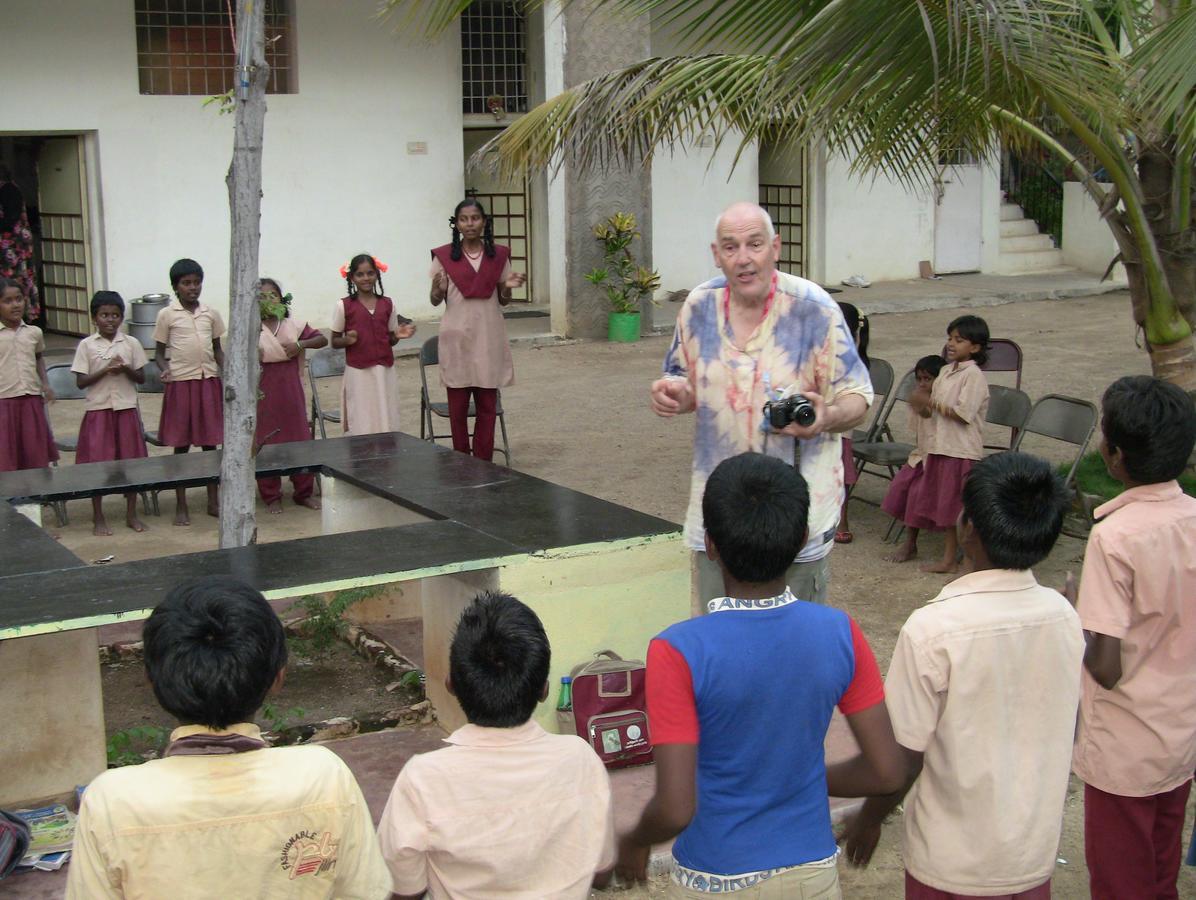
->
[837, 617, 886, 715]
[646, 638, 699, 745]
[299, 323, 322, 341]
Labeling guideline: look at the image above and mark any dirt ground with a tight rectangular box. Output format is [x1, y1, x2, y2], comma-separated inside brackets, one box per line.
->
[39, 290, 1196, 896]
[102, 638, 402, 744]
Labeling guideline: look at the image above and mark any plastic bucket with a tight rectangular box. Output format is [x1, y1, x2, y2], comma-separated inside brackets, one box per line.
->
[607, 312, 641, 343]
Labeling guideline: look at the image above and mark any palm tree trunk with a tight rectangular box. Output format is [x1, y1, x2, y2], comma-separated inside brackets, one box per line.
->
[1130, 147, 1196, 392]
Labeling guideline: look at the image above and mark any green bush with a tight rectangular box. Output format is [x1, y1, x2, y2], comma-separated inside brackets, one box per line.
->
[1065, 452, 1196, 504]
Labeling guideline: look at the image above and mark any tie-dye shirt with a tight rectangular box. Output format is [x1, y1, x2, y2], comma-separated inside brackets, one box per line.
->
[663, 271, 872, 561]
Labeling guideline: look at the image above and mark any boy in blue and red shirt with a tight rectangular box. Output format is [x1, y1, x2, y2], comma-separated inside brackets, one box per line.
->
[616, 451, 903, 896]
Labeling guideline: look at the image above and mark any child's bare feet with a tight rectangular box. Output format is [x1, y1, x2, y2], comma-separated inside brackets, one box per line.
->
[886, 544, 918, 563]
[174, 505, 191, 526]
[267, 500, 283, 515]
[206, 485, 220, 518]
[126, 515, 147, 533]
[207, 502, 219, 518]
[920, 559, 959, 574]
[93, 518, 113, 537]
[296, 496, 321, 510]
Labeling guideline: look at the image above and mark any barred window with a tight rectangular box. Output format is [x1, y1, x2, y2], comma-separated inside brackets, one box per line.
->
[135, 0, 295, 96]
[461, 1, 527, 116]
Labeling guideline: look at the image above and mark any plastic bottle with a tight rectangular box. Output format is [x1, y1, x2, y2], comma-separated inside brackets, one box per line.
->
[556, 675, 572, 711]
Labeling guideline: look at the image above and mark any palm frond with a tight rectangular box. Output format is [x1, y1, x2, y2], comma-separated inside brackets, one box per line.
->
[479, 0, 1129, 190]
[1130, 4, 1196, 154]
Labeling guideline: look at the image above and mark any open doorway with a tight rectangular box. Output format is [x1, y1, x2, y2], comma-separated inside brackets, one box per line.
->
[0, 134, 95, 336]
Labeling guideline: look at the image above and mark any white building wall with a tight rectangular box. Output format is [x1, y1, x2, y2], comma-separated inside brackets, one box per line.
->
[1062, 181, 1123, 277]
[650, 139, 759, 297]
[2, 0, 462, 329]
[814, 151, 936, 284]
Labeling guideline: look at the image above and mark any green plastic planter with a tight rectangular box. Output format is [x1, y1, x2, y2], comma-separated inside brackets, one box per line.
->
[607, 311, 641, 343]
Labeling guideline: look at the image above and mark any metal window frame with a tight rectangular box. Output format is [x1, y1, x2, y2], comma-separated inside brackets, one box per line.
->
[461, 0, 528, 116]
[134, 0, 295, 96]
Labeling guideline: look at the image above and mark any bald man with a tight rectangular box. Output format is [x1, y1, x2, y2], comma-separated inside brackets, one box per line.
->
[651, 202, 872, 610]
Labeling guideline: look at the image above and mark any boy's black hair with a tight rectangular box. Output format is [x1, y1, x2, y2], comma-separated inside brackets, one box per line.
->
[915, 354, 947, 379]
[346, 253, 385, 298]
[947, 314, 990, 365]
[837, 301, 870, 369]
[89, 290, 125, 317]
[703, 452, 810, 584]
[169, 258, 204, 289]
[0, 276, 21, 296]
[1101, 375, 1196, 484]
[449, 591, 550, 728]
[142, 576, 287, 729]
[961, 452, 1068, 570]
[449, 198, 497, 262]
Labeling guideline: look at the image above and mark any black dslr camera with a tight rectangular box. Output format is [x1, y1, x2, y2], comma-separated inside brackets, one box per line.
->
[763, 394, 816, 429]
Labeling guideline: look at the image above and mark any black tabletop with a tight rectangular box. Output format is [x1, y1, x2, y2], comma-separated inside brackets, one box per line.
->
[0, 434, 678, 636]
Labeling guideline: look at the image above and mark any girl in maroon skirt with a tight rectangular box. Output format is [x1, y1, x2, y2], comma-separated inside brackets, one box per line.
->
[71, 291, 149, 535]
[883, 317, 990, 573]
[256, 278, 327, 513]
[0, 277, 58, 472]
[153, 259, 225, 526]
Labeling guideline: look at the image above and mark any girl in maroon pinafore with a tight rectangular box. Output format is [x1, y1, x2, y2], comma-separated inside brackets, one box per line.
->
[256, 278, 327, 512]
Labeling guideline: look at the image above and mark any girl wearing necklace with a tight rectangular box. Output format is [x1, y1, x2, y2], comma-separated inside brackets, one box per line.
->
[256, 278, 327, 513]
[429, 198, 525, 461]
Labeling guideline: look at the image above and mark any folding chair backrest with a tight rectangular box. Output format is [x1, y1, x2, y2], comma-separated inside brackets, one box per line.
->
[45, 363, 85, 401]
[308, 347, 346, 379]
[138, 359, 165, 394]
[867, 369, 917, 444]
[985, 385, 1031, 430]
[419, 336, 440, 368]
[1012, 394, 1098, 486]
[857, 358, 895, 441]
[980, 338, 1023, 388]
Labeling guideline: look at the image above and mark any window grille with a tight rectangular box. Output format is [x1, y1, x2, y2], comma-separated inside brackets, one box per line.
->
[461, 1, 528, 116]
[135, 0, 295, 96]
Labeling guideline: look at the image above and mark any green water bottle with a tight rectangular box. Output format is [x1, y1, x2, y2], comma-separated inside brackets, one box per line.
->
[556, 675, 572, 711]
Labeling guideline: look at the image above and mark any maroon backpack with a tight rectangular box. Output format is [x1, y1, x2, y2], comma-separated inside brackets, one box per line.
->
[558, 650, 654, 770]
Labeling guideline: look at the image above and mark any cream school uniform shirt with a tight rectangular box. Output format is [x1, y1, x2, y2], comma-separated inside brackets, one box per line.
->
[65, 724, 393, 900]
[152, 299, 225, 380]
[925, 360, 988, 460]
[885, 569, 1083, 895]
[70, 332, 148, 411]
[0, 319, 44, 398]
[1073, 482, 1196, 796]
[378, 720, 615, 899]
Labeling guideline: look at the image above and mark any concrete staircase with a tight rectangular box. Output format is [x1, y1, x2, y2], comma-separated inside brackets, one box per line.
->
[997, 202, 1069, 274]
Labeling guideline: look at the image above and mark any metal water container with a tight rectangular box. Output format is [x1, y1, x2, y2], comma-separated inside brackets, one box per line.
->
[128, 293, 169, 349]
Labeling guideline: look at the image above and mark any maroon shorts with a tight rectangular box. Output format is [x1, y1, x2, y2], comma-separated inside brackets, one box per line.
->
[905, 872, 1050, 899]
[0, 394, 59, 471]
[159, 377, 223, 448]
[881, 453, 973, 530]
[75, 408, 149, 464]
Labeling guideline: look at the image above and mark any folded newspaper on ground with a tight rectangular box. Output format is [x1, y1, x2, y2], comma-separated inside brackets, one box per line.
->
[13, 804, 75, 870]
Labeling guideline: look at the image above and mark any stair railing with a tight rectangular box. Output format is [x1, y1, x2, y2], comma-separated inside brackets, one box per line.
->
[1003, 154, 1064, 247]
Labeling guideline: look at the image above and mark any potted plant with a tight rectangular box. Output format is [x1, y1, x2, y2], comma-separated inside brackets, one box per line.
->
[585, 212, 661, 343]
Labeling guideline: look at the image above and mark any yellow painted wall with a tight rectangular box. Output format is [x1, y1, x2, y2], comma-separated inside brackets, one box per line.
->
[499, 536, 689, 732]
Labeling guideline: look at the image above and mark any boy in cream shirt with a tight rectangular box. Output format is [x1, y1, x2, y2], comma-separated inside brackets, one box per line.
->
[841, 452, 1083, 899]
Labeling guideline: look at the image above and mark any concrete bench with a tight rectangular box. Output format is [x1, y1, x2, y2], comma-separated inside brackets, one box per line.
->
[0, 434, 687, 806]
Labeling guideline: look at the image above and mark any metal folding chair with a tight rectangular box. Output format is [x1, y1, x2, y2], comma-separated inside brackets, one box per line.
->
[847, 369, 917, 507]
[980, 338, 1023, 389]
[984, 384, 1032, 452]
[418, 336, 511, 465]
[306, 347, 345, 439]
[852, 357, 895, 443]
[1011, 394, 1099, 490]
